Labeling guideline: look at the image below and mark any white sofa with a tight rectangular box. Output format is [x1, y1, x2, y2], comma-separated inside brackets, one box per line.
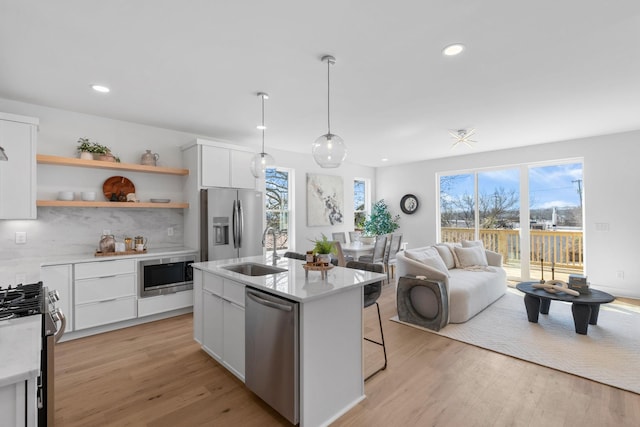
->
[396, 242, 507, 327]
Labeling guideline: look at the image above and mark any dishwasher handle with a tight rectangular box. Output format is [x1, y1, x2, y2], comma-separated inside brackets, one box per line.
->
[246, 291, 293, 312]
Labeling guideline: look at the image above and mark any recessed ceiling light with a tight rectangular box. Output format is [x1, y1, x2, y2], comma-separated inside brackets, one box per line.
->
[256, 125, 266, 130]
[381, 158, 389, 162]
[91, 84, 110, 93]
[442, 44, 465, 56]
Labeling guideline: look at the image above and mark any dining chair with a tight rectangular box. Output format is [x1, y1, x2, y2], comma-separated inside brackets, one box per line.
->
[331, 232, 347, 244]
[358, 235, 388, 265]
[384, 233, 403, 283]
[331, 241, 353, 267]
[345, 260, 387, 381]
[283, 251, 306, 260]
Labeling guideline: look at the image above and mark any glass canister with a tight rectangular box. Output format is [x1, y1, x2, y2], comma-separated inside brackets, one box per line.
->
[99, 234, 116, 253]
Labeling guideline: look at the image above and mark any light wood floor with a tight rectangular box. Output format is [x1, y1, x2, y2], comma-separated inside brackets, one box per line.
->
[55, 286, 640, 426]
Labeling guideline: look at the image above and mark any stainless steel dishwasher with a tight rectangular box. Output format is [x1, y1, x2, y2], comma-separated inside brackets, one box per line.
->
[245, 286, 299, 425]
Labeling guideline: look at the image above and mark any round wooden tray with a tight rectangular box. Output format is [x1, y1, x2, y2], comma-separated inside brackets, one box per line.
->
[303, 263, 334, 272]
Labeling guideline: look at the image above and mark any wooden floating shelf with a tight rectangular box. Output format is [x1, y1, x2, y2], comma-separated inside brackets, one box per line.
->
[37, 154, 189, 176]
[37, 200, 189, 209]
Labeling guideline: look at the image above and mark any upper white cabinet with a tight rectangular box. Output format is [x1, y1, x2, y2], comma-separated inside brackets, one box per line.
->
[197, 139, 256, 189]
[0, 112, 38, 219]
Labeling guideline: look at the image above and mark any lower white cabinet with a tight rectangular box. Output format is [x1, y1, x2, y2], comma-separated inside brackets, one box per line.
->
[193, 269, 203, 344]
[0, 378, 37, 427]
[203, 289, 223, 360]
[74, 260, 137, 330]
[222, 299, 245, 379]
[198, 271, 246, 381]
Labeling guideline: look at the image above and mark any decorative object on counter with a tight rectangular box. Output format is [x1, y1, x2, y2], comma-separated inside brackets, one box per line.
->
[568, 274, 590, 294]
[57, 191, 74, 201]
[312, 55, 347, 168]
[310, 233, 337, 265]
[140, 149, 160, 166]
[114, 242, 126, 252]
[126, 193, 138, 202]
[250, 92, 275, 178]
[302, 262, 334, 279]
[362, 199, 400, 237]
[103, 176, 135, 201]
[99, 234, 116, 253]
[124, 236, 133, 251]
[134, 235, 148, 250]
[77, 138, 120, 162]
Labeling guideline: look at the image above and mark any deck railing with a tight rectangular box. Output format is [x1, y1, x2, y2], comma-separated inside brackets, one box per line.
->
[441, 227, 584, 271]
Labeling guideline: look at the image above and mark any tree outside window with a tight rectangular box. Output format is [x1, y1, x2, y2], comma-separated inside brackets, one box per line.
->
[354, 179, 367, 229]
[265, 168, 291, 250]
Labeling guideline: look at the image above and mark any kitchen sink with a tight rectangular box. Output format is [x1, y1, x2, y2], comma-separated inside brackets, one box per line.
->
[222, 263, 287, 276]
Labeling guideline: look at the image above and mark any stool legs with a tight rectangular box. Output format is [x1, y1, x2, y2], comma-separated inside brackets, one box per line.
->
[364, 302, 387, 381]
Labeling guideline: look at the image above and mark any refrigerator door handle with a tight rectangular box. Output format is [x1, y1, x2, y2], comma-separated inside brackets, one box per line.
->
[238, 199, 244, 248]
[232, 200, 238, 249]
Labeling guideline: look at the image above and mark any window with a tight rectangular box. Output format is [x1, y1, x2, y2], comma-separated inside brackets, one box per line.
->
[265, 167, 293, 250]
[354, 179, 367, 228]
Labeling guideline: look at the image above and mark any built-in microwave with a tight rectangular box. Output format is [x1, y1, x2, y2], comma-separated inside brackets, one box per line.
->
[139, 255, 195, 298]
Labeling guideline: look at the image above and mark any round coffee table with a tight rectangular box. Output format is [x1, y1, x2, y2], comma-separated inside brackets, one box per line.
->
[516, 281, 615, 335]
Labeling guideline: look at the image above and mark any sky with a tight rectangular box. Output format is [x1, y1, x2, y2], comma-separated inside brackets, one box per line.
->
[442, 162, 583, 209]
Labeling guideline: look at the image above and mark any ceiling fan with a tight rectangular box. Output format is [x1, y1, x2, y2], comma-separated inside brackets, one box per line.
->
[449, 129, 477, 149]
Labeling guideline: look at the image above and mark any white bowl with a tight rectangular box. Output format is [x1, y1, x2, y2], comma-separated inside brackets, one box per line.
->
[57, 191, 74, 201]
[81, 191, 96, 201]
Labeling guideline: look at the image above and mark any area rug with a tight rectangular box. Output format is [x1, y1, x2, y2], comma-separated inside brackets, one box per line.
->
[391, 288, 640, 394]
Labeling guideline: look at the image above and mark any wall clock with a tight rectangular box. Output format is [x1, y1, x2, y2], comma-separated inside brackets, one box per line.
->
[400, 194, 419, 214]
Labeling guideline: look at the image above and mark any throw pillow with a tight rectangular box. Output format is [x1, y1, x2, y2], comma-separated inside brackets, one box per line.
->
[405, 247, 450, 277]
[454, 245, 488, 268]
[462, 239, 484, 248]
[441, 242, 462, 268]
[434, 244, 455, 269]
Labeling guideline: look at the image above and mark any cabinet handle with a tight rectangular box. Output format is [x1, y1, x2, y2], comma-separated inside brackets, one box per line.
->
[97, 274, 118, 279]
[99, 298, 118, 303]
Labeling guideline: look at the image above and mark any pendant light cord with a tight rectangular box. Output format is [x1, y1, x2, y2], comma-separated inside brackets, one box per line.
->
[261, 94, 266, 154]
[327, 57, 331, 135]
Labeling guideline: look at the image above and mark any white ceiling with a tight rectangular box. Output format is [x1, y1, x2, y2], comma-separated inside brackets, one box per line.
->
[1, 1, 639, 167]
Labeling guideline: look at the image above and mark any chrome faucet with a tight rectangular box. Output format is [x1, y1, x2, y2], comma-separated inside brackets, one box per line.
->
[262, 227, 280, 264]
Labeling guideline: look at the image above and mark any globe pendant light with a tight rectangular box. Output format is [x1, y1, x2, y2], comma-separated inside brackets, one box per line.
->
[250, 92, 275, 178]
[312, 55, 347, 168]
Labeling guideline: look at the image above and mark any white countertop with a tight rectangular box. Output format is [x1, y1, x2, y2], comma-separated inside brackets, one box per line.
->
[0, 315, 41, 387]
[192, 254, 387, 302]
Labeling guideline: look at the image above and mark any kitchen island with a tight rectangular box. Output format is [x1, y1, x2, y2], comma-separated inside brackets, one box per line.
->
[191, 255, 386, 427]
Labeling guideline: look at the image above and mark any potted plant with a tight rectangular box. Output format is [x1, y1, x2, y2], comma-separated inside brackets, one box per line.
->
[76, 138, 119, 162]
[361, 199, 400, 244]
[311, 233, 337, 264]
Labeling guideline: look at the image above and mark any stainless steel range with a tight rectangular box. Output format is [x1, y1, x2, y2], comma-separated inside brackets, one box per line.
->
[0, 282, 66, 426]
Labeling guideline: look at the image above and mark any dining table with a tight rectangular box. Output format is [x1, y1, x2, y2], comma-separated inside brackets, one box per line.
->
[341, 242, 374, 259]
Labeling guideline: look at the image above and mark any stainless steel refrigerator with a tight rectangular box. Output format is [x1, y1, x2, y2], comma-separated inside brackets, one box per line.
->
[200, 188, 264, 261]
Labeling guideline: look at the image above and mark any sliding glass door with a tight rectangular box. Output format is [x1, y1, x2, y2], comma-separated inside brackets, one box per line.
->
[439, 161, 583, 281]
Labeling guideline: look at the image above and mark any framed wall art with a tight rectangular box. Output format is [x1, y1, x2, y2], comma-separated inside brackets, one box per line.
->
[306, 173, 344, 226]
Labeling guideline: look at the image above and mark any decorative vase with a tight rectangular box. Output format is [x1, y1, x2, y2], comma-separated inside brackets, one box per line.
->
[79, 151, 94, 160]
[316, 253, 332, 265]
[141, 149, 159, 166]
[97, 153, 116, 162]
[359, 236, 376, 245]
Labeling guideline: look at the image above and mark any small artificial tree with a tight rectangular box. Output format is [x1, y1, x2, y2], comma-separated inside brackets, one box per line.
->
[363, 199, 400, 236]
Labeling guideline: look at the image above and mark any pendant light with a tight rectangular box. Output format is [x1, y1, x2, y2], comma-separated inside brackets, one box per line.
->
[312, 55, 347, 168]
[0, 146, 7, 161]
[250, 92, 275, 178]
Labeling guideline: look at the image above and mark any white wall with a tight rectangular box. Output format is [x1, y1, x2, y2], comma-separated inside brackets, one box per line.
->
[376, 130, 640, 298]
[266, 147, 376, 253]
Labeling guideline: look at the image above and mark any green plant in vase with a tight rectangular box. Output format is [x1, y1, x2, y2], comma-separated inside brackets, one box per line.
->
[311, 233, 337, 264]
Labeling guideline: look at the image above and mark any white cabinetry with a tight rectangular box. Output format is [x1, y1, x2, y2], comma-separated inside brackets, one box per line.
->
[0, 378, 37, 427]
[0, 112, 38, 219]
[74, 259, 137, 330]
[199, 140, 256, 189]
[40, 264, 74, 333]
[193, 269, 203, 344]
[199, 270, 245, 380]
[137, 290, 193, 317]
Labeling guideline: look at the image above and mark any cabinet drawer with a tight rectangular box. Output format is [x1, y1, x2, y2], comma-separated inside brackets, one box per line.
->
[138, 290, 193, 317]
[75, 274, 136, 304]
[223, 279, 245, 307]
[203, 272, 223, 296]
[75, 259, 136, 279]
[75, 296, 137, 330]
